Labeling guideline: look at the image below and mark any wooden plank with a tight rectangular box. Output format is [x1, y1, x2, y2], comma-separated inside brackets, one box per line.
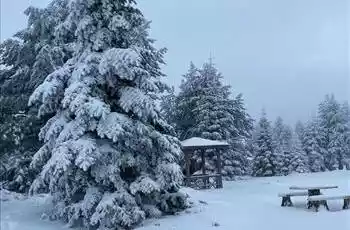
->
[289, 185, 338, 190]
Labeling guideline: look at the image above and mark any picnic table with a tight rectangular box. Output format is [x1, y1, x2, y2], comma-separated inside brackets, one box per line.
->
[289, 185, 338, 210]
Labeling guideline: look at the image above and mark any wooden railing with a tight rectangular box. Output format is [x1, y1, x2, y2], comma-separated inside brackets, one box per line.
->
[184, 174, 223, 190]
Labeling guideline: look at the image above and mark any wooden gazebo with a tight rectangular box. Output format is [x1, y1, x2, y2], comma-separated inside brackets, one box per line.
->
[181, 137, 229, 190]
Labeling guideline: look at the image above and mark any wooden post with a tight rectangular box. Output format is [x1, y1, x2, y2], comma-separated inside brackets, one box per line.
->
[201, 149, 207, 188]
[216, 149, 222, 174]
[216, 149, 223, 188]
[201, 149, 206, 175]
[185, 150, 191, 186]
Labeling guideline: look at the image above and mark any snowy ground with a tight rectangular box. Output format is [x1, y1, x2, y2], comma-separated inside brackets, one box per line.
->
[1, 171, 349, 230]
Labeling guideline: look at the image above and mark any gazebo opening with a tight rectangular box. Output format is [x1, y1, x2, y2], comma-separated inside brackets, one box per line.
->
[181, 137, 229, 190]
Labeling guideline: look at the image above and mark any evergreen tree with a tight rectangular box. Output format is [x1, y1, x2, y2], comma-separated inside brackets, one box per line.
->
[295, 120, 305, 146]
[160, 86, 177, 128]
[189, 61, 235, 140]
[224, 94, 254, 178]
[272, 117, 292, 175]
[186, 61, 238, 175]
[232, 94, 254, 139]
[252, 111, 280, 177]
[272, 117, 285, 150]
[303, 118, 325, 172]
[289, 133, 309, 173]
[172, 60, 253, 179]
[175, 62, 201, 140]
[318, 95, 347, 170]
[339, 102, 350, 169]
[0, 0, 71, 192]
[28, 0, 187, 229]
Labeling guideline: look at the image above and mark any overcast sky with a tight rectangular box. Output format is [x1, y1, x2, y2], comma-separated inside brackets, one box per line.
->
[1, 0, 349, 125]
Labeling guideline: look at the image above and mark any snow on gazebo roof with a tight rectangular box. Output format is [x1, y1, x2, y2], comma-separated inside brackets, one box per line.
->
[181, 137, 229, 151]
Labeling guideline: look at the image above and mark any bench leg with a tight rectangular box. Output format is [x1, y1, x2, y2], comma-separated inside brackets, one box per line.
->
[310, 200, 328, 212]
[322, 200, 329, 211]
[287, 197, 293, 207]
[281, 197, 287, 207]
[343, 198, 350, 210]
[315, 201, 320, 212]
[309, 201, 320, 212]
[281, 196, 292, 207]
[307, 201, 311, 209]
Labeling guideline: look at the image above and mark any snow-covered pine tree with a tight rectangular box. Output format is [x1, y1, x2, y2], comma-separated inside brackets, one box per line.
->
[288, 133, 309, 173]
[189, 61, 235, 140]
[303, 118, 325, 172]
[272, 117, 292, 175]
[175, 62, 201, 140]
[295, 120, 305, 146]
[186, 61, 237, 174]
[173, 60, 252, 179]
[318, 94, 346, 170]
[160, 86, 177, 129]
[252, 111, 280, 177]
[224, 94, 253, 178]
[340, 102, 350, 169]
[280, 125, 294, 175]
[28, 0, 187, 229]
[0, 0, 71, 192]
[0, 112, 44, 192]
[272, 117, 285, 150]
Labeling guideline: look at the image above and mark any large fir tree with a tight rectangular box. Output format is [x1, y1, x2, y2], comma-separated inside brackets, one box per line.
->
[160, 86, 177, 129]
[303, 118, 325, 172]
[295, 120, 305, 142]
[340, 102, 350, 169]
[318, 95, 348, 170]
[223, 94, 254, 178]
[252, 111, 280, 177]
[28, 0, 187, 228]
[175, 62, 201, 140]
[188, 61, 235, 140]
[272, 117, 292, 175]
[0, 0, 71, 192]
[288, 133, 309, 173]
[171, 60, 253, 179]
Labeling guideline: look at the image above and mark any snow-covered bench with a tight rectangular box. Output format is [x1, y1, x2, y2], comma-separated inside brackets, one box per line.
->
[307, 194, 350, 212]
[278, 191, 309, 207]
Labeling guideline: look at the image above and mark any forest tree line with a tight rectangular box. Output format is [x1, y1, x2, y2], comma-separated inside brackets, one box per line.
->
[1, 22, 349, 194]
[160, 60, 350, 178]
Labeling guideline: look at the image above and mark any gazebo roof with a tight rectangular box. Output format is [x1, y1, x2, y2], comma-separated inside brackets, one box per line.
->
[181, 137, 229, 151]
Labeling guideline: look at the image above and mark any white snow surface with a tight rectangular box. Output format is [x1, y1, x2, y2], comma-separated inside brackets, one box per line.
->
[181, 137, 229, 147]
[1, 171, 350, 230]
